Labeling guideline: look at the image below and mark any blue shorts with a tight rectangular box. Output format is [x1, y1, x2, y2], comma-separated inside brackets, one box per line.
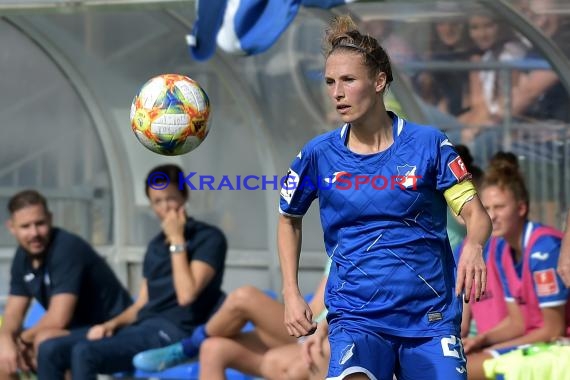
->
[327, 325, 467, 380]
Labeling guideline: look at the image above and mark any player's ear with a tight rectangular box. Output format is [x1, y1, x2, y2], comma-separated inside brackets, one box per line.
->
[5, 218, 15, 235]
[517, 200, 528, 218]
[375, 71, 387, 94]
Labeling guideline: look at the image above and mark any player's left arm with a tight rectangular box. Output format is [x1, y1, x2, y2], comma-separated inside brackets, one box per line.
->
[450, 186, 492, 302]
[490, 305, 565, 350]
[436, 135, 491, 302]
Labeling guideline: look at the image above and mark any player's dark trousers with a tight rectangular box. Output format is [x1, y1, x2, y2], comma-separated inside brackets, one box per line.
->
[72, 317, 189, 380]
[36, 327, 90, 380]
[39, 317, 188, 380]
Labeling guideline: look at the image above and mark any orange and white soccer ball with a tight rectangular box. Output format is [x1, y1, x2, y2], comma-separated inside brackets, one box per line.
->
[130, 74, 211, 155]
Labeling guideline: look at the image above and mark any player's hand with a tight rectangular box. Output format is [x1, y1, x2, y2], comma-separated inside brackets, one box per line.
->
[283, 290, 316, 338]
[0, 334, 19, 374]
[162, 207, 186, 244]
[557, 250, 570, 287]
[87, 322, 115, 340]
[456, 241, 486, 303]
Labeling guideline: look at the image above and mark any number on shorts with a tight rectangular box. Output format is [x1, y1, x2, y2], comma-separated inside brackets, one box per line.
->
[440, 335, 466, 361]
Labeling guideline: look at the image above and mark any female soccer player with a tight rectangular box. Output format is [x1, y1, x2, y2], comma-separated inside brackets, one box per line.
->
[464, 157, 569, 380]
[278, 15, 491, 380]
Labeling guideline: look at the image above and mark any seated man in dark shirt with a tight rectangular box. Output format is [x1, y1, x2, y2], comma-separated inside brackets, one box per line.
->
[0, 189, 133, 380]
[51, 163, 227, 379]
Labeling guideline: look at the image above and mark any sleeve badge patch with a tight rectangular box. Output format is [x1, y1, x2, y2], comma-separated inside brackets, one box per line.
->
[280, 168, 299, 204]
[533, 268, 559, 297]
[448, 156, 469, 181]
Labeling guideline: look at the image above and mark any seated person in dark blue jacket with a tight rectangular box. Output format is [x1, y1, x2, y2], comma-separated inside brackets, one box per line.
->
[54, 164, 227, 380]
[0, 189, 133, 380]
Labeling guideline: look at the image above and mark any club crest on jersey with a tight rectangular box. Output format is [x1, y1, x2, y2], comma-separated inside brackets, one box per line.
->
[448, 156, 469, 181]
[396, 164, 419, 189]
[324, 171, 349, 184]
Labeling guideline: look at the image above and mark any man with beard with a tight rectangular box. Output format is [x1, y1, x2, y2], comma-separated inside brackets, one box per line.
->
[0, 189, 132, 379]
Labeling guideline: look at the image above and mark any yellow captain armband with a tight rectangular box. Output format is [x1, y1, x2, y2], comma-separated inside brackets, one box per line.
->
[444, 180, 477, 216]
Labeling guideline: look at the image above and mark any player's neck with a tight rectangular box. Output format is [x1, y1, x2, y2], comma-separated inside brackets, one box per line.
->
[348, 110, 393, 154]
[505, 223, 526, 262]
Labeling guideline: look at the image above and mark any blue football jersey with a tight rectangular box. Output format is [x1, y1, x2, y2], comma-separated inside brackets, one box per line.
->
[279, 112, 469, 337]
[496, 221, 568, 307]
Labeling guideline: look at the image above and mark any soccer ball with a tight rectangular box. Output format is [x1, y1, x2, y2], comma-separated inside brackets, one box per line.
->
[130, 74, 211, 155]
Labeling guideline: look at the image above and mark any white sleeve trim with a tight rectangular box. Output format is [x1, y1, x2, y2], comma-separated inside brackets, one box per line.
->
[539, 300, 567, 308]
[278, 207, 305, 218]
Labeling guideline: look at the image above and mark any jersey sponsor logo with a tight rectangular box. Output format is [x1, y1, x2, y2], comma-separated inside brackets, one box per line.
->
[322, 171, 422, 190]
[440, 138, 454, 148]
[24, 273, 35, 282]
[456, 366, 466, 374]
[530, 251, 550, 261]
[339, 343, 355, 365]
[280, 169, 299, 204]
[396, 164, 419, 189]
[534, 268, 559, 297]
[448, 156, 469, 181]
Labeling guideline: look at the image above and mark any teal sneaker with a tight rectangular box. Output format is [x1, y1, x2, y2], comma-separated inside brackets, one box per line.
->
[133, 342, 190, 372]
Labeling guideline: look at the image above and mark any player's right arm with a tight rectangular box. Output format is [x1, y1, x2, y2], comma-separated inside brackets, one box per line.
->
[278, 214, 315, 337]
[87, 280, 148, 340]
[0, 295, 30, 374]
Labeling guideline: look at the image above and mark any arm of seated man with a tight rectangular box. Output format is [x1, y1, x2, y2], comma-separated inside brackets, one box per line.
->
[19, 293, 77, 344]
[0, 295, 30, 374]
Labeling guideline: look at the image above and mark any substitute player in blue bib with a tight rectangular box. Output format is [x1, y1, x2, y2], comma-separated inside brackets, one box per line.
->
[277, 15, 492, 380]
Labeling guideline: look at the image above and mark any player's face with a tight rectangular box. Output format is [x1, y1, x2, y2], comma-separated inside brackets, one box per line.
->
[7, 204, 52, 256]
[325, 52, 383, 124]
[148, 183, 186, 221]
[481, 185, 527, 238]
[468, 15, 498, 51]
